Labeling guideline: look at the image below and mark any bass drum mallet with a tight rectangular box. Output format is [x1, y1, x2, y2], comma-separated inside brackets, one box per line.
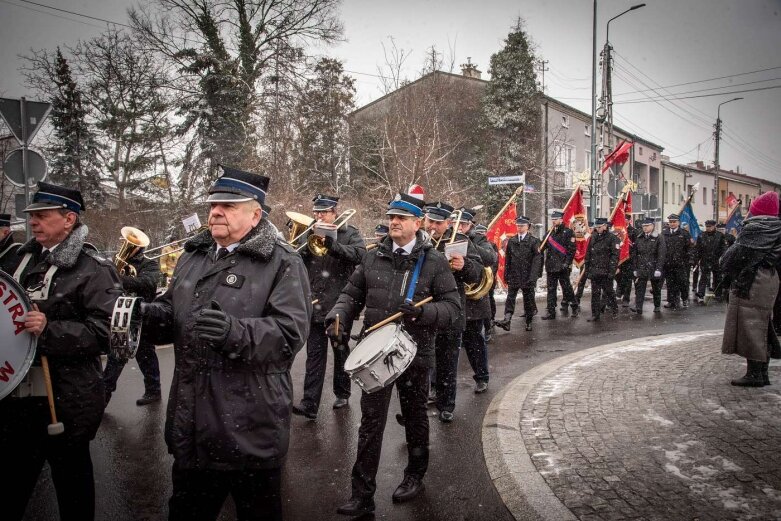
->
[41, 355, 65, 435]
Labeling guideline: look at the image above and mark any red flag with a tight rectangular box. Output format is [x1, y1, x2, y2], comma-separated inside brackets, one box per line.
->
[609, 195, 632, 265]
[725, 192, 737, 209]
[561, 186, 586, 227]
[625, 190, 633, 215]
[558, 185, 590, 267]
[601, 140, 634, 174]
[574, 233, 590, 268]
[486, 203, 517, 285]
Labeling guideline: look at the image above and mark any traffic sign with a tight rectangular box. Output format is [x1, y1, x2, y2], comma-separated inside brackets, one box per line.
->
[3, 148, 47, 187]
[0, 97, 52, 145]
[488, 174, 525, 186]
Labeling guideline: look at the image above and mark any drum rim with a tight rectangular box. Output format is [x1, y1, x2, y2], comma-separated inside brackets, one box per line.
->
[0, 270, 37, 401]
[344, 323, 415, 373]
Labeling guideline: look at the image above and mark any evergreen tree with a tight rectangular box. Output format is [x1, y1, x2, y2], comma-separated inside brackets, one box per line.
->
[481, 21, 541, 220]
[296, 58, 355, 193]
[48, 48, 104, 204]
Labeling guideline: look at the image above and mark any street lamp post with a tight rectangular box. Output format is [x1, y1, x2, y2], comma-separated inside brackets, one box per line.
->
[590, 2, 645, 219]
[713, 97, 743, 220]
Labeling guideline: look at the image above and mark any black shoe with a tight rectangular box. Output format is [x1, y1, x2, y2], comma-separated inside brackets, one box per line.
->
[587, 315, 600, 322]
[629, 307, 642, 315]
[654, 306, 661, 313]
[494, 318, 511, 331]
[392, 475, 425, 503]
[336, 497, 375, 516]
[292, 404, 317, 420]
[475, 381, 488, 394]
[525, 322, 532, 331]
[396, 413, 406, 426]
[333, 398, 349, 409]
[439, 410, 454, 423]
[136, 392, 161, 406]
[541, 313, 556, 320]
[681, 300, 689, 308]
[571, 306, 579, 318]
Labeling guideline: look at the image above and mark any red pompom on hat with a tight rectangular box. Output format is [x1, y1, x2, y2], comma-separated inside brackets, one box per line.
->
[749, 191, 779, 217]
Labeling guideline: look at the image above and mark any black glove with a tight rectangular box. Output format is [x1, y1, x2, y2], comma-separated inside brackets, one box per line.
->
[194, 300, 232, 350]
[325, 317, 345, 344]
[324, 236, 341, 256]
[398, 301, 423, 322]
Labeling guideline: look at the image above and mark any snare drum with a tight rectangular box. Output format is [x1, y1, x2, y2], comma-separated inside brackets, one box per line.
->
[110, 296, 144, 361]
[0, 270, 37, 400]
[344, 323, 417, 393]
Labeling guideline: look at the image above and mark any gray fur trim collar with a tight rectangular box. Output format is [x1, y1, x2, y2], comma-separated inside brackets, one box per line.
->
[18, 224, 89, 269]
[184, 219, 277, 261]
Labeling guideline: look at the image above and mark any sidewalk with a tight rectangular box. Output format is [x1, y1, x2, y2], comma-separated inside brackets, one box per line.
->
[483, 331, 781, 521]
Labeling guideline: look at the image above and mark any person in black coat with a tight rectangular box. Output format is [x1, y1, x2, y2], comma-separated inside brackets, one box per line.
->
[103, 240, 162, 406]
[327, 194, 460, 516]
[694, 219, 726, 303]
[663, 213, 693, 309]
[292, 195, 365, 419]
[0, 183, 122, 521]
[495, 215, 542, 331]
[0, 213, 20, 261]
[541, 210, 576, 320]
[474, 224, 499, 340]
[630, 217, 666, 314]
[615, 213, 637, 307]
[584, 217, 620, 321]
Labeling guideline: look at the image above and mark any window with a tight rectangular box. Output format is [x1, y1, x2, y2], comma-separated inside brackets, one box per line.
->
[584, 124, 591, 137]
[585, 150, 592, 172]
[664, 181, 668, 204]
[702, 186, 707, 205]
[721, 190, 726, 208]
[553, 141, 574, 174]
[561, 115, 570, 128]
[639, 146, 643, 156]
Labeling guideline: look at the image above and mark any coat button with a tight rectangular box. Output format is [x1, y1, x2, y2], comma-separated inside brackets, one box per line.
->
[194, 292, 200, 298]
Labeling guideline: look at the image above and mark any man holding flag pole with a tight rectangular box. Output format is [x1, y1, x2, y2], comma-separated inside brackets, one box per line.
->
[663, 185, 697, 310]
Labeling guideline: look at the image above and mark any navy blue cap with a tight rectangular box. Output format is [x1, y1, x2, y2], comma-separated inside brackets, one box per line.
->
[594, 217, 609, 226]
[424, 201, 454, 222]
[375, 224, 389, 236]
[667, 213, 680, 221]
[207, 166, 269, 204]
[641, 217, 655, 225]
[551, 210, 564, 219]
[474, 224, 488, 234]
[312, 194, 339, 211]
[705, 219, 716, 226]
[516, 215, 531, 225]
[457, 207, 477, 222]
[0, 213, 11, 227]
[716, 222, 726, 229]
[387, 193, 425, 218]
[24, 182, 85, 213]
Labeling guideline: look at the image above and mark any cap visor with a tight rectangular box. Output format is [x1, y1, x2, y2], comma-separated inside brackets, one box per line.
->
[206, 193, 254, 203]
[386, 208, 417, 217]
[425, 213, 446, 222]
[23, 202, 68, 212]
[312, 206, 336, 212]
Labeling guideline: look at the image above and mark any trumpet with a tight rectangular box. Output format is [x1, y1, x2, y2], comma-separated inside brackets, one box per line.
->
[115, 227, 150, 276]
[300, 209, 357, 256]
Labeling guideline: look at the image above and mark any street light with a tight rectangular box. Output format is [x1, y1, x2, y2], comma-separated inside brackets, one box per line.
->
[713, 96, 743, 219]
[590, 2, 646, 219]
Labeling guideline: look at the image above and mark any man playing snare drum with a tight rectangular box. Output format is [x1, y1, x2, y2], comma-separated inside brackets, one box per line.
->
[326, 193, 460, 517]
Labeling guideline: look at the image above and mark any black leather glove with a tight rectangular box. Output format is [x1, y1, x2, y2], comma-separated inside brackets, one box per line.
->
[324, 236, 342, 256]
[325, 317, 345, 344]
[398, 301, 423, 322]
[194, 300, 232, 350]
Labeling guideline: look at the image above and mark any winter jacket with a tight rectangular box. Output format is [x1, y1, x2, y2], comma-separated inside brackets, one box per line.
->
[0, 224, 122, 442]
[122, 249, 159, 302]
[434, 228, 482, 330]
[299, 224, 365, 323]
[662, 227, 692, 268]
[327, 231, 461, 369]
[0, 232, 20, 261]
[504, 233, 543, 289]
[695, 230, 726, 270]
[145, 219, 312, 470]
[464, 230, 496, 322]
[631, 231, 666, 278]
[585, 230, 619, 279]
[544, 224, 576, 273]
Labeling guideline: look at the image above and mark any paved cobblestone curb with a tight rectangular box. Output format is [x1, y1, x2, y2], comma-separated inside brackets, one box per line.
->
[483, 330, 781, 521]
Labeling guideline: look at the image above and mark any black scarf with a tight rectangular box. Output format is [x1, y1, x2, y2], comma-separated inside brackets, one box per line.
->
[723, 216, 781, 298]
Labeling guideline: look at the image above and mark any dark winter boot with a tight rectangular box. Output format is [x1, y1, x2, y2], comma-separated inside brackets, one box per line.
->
[525, 318, 533, 331]
[761, 362, 770, 386]
[541, 310, 556, 320]
[571, 304, 579, 317]
[731, 360, 764, 387]
[494, 315, 512, 331]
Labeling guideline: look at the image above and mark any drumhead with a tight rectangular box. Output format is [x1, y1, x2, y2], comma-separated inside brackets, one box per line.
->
[344, 323, 398, 372]
[0, 270, 37, 400]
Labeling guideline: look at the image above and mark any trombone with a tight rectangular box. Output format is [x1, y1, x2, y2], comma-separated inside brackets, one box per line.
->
[143, 226, 207, 261]
[299, 209, 357, 256]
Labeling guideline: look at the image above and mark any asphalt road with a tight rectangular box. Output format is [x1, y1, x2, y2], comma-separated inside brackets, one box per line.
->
[22, 301, 726, 521]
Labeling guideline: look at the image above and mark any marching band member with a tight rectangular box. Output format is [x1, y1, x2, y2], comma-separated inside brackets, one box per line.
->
[456, 207, 496, 393]
[663, 213, 693, 310]
[424, 202, 482, 421]
[541, 210, 577, 320]
[292, 194, 365, 419]
[327, 194, 460, 516]
[0, 183, 122, 521]
[584, 217, 620, 322]
[142, 167, 311, 520]
[495, 216, 542, 332]
[630, 217, 666, 314]
[0, 213, 20, 261]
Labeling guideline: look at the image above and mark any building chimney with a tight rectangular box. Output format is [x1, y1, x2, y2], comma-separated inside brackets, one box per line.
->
[460, 57, 481, 79]
[696, 160, 705, 170]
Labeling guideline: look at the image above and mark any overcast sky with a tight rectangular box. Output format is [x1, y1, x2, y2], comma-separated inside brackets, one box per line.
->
[1, 0, 779, 181]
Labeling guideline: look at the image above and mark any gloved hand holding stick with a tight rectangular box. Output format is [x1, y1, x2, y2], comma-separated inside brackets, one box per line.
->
[365, 296, 433, 334]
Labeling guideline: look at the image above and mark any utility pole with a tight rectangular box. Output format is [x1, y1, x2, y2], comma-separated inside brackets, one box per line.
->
[590, 0, 598, 221]
[536, 59, 549, 93]
[537, 59, 550, 229]
[714, 97, 743, 220]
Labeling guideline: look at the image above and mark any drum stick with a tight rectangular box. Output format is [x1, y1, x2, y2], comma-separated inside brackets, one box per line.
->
[312, 299, 319, 306]
[41, 355, 65, 436]
[365, 296, 434, 334]
[333, 314, 340, 346]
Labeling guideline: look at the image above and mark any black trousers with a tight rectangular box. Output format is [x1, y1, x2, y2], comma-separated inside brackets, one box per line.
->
[635, 276, 663, 310]
[505, 285, 536, 320]
[0, 398, 95, 521]
[434, 329, 462, 413]
[300, 322, 351, 411]
[351, 364, 429, 499]
[546, 270, 575, 312]
[697, 267, 718, 298]
[590, 276, 617, 316]
[665, 266, 689, 306]
[463, 320, 489, 383]
[169, 464, 282, 521]
[104, 340, 161, 397]
[575, 272, 587, 302]
[616, 266, 633, 302]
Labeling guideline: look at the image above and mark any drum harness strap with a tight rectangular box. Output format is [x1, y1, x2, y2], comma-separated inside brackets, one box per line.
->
[384, 252, 426, 372]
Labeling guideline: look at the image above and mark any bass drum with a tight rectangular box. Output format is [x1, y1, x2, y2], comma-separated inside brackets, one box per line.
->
[344, 323, 417, 394]
[0, 270, 37, 400]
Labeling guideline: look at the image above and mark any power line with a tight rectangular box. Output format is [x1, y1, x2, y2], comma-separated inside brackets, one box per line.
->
[612, 65, 781, 97]
[616, 84, 781, 104]
[616, 76, 781, 100]
[16, 0, 133, 29]
[0, 0, 107, 30]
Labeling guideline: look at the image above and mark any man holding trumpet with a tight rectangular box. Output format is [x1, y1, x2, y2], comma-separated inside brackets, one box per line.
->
[327, 193, 460, 516]
[0, 182, 122, 521]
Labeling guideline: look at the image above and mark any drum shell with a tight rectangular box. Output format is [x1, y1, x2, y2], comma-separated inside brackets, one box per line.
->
[0, 272, 37, 400]
[344, 324, 417, 393]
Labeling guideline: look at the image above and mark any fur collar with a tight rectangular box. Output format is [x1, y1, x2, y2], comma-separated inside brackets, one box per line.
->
[18, 224, 89, 269]
[184, 219, 278, 261]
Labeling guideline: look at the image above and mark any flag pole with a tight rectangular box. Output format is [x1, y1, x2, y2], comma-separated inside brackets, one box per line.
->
[538, 184, 582, 253]
[487, 186, 524, 230]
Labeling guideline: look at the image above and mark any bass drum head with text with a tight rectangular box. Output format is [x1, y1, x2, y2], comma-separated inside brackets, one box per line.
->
[0, 270, 37, 400]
